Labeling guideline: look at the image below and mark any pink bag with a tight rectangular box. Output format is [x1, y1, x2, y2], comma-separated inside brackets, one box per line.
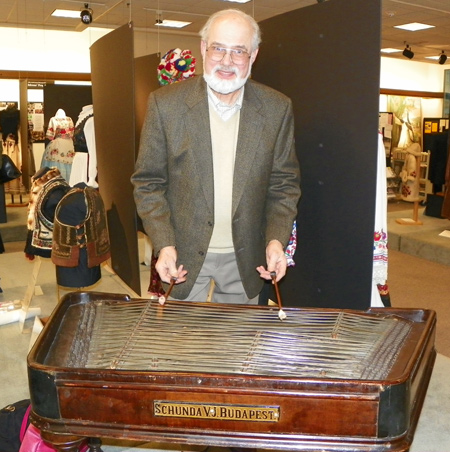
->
[19, 406, 88, 452]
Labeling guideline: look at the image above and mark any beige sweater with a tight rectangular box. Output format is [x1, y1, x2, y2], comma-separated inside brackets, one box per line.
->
[208, 107, 240, 253]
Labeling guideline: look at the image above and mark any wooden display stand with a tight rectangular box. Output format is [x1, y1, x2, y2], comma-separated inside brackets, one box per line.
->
[396, 152, 423, 225]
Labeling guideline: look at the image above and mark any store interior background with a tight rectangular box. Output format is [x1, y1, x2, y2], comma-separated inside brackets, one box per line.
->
[0, 2, 448, 350]
[0, 3, 447, 192]
[0, 4, 447, 186]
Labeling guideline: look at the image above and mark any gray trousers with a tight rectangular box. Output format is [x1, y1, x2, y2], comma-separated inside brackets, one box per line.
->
[174, 252, 259, 304]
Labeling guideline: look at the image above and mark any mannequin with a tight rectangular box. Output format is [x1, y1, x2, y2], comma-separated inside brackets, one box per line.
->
[52, 183, 110, 288]
[69, 105, 98, 188]
[397, 142, 423, 225]
[399, 142, 422, 202]
[40, 109, 75, 181]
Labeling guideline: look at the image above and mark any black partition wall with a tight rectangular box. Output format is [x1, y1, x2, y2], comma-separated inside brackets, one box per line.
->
[90, 23, 141, 295]
[253, 0, 381, 309]
[43, 85, 92, 127]
[135, 54, 161, 145]
[89, 0, 381, 306]
[90, 23, 161, 295]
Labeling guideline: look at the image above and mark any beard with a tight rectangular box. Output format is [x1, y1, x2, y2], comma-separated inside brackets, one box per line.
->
[203, 63, 251, 95]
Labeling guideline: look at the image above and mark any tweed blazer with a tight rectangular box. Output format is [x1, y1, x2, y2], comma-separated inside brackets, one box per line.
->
[132, 76, 301, 299]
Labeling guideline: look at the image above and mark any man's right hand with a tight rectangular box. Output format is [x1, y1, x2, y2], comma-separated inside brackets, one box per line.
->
[155, 246, 188, 284]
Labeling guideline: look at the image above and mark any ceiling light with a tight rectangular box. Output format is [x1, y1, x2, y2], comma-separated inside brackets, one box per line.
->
[381, 48, 402, 54]
[155, 19, 191, 28]
[439, 51, 447, 65]
[51, 9, 80, 19]
[220, 0, 252, 3]
[80, 4, 93, 24]
[395, 22, 434, 31]
[402, 44, 414, 59]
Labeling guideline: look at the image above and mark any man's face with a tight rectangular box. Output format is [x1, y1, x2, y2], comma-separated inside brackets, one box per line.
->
[201, 14, 259, 95]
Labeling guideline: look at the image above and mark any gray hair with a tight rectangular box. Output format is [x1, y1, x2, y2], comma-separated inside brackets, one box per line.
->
[199, 9, 261, 52]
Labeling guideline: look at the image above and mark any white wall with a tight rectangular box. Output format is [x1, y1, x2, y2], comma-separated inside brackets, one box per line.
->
[1, 26, 447, 92]
[0, 26, 201, 74]
[0, 79, 20, 100]
[2, 28, 448, 112]
[0, 27, 111, 73]
[380, 56, 447, 92]
[380, 56, 446, 118]
[0, 26, 202, 104]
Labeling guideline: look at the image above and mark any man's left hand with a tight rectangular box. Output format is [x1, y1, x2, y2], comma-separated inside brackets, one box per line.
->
[256, 240, 287, 282]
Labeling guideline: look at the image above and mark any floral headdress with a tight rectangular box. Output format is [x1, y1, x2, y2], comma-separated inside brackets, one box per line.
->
[157, 48, 196, 86]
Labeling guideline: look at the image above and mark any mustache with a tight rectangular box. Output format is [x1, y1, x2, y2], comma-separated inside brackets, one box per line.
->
[212, 65, 239, 76]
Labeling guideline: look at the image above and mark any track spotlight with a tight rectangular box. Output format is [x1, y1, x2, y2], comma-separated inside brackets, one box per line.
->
[80, 3, 93, 25]
[402, 44, 414, 59]
[439, 51, 447, 65]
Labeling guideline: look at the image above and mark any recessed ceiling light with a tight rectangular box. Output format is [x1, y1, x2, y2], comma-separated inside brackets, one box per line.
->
[155, 19, 191, 28]
[381, 48, 402, 54]
[394, 22, 435, 31]
[51, 9, 80, 19]
[220, 0, 252, 3]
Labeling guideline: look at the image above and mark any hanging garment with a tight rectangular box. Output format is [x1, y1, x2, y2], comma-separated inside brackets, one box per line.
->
[51, 184, 110, 288]
[0, 105, 20, 143]
[371, 133, 389, 307]
[69, 105, 98, 188]
[24, 168, 70, 258]
[399, 142, 422, 202]
[40, 114, 75, 181]
[52, 184, 110, 268]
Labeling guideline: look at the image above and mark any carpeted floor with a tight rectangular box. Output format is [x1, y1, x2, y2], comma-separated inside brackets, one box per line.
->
[388, 248, 450, 357]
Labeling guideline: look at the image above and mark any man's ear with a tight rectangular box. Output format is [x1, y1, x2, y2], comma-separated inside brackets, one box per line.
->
[200, 40, 207, 58]
[250, 47, 259, 64]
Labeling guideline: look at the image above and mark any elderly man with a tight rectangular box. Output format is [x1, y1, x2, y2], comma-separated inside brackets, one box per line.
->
[132, 8, 300, 304]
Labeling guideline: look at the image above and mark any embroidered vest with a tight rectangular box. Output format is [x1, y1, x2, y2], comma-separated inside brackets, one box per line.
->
[31, 176, 69, 251]
[73, 114, 93, 153]
[52, 186, 111, 268]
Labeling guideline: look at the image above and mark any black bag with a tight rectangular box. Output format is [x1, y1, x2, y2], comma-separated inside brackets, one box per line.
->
[0, 154, 22, 184]
[0, 399, 30, 452]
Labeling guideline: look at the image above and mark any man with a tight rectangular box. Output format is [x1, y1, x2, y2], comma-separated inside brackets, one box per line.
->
[132, 8, 300, 303]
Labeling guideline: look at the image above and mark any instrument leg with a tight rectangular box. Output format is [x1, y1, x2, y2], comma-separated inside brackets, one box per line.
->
[88, 437, 103, 451]
[39, 431, 87, 452]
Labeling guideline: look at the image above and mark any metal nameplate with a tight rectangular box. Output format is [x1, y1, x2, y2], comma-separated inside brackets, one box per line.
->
[154, 401, 280, 422]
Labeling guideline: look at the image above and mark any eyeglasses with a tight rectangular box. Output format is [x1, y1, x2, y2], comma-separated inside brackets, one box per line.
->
[206, 45, 251, 65]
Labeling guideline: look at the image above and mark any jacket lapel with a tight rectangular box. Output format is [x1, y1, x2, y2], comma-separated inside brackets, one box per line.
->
[184, 78, 214, 214]
[233, 82, 264, 215]
[182, 78, 265, 217]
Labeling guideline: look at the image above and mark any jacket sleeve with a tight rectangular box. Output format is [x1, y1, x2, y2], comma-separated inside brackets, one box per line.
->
[131, 92, 176, 255]
[264, 98, 301, 248]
